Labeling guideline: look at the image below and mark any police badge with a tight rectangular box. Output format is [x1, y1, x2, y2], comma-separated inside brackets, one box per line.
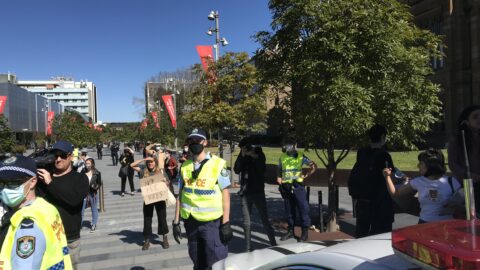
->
[16, 236, 35, 259]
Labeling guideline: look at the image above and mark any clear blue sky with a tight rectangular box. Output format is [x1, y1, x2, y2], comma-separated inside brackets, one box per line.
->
[0, 0, 272, 122]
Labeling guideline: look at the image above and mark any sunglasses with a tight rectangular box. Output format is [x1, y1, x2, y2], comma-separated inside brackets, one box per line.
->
[54, 152, 70, 159]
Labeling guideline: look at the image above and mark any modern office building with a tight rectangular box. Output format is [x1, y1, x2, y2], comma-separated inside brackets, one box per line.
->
[16, 76, 98, 122]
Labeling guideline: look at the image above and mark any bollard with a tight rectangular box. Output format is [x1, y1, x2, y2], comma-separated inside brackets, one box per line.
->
[318, 190, 324, 233]
[334, 184, 339, 213]
[99, 184, 105, 212]
[306, 186, 310, 203]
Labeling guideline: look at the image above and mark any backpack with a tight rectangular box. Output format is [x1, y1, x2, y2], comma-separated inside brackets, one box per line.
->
[348, 147, 379, 200]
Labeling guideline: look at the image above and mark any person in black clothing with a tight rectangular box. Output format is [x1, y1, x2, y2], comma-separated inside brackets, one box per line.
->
[349, 124, 395, 238]
[37, 140, 90, 269]
[110, 142, 119, 166]
[234, 138, 276, 252]
[96, 142, 103, 160]
[119, 147, 135, 196]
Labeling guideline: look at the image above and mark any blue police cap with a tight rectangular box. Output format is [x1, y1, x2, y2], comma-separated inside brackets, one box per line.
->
[188, 128, 207, 141]
[51, 140, 74, 154]
[0, 155, 37, 181]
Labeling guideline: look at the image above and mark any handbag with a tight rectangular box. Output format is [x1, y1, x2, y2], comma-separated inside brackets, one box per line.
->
[118, 166, 128, 177]
[165, 189, 176, 207]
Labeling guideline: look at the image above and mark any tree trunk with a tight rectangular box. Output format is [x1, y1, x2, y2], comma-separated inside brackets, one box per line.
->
[326, 145, 339, 232]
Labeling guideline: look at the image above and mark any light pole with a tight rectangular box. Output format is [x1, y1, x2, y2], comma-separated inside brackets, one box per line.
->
[168, 78, 179, 152]
[206, 10, 228, 61]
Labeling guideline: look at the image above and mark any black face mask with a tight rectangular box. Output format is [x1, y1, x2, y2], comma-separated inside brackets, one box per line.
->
[189, 143, 204, 155]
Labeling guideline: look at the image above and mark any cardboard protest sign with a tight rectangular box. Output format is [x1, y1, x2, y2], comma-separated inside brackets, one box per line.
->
[140, 173, 169, 205]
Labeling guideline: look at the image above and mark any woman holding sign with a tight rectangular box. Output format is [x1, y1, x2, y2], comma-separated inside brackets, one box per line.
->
[131, 154, 170, 251]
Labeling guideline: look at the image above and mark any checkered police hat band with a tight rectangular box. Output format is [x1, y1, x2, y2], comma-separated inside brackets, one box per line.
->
[0, 166, 36, 177]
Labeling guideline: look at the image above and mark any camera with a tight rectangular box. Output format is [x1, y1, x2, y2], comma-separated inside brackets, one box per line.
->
[154, 145, 163, 152]
[33, 154, 56, 174]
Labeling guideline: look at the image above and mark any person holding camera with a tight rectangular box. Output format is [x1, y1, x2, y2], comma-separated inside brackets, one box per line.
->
[172, 128, 232, 270]
[0, 155, 73, 270]
[234, 138, 276, 252]
[36, 140, 89, 269]
[131, 155, 170, 251]
[118, 147, 135, 197]
[80, 158, 102, 233]
[277, 141, 317, 242]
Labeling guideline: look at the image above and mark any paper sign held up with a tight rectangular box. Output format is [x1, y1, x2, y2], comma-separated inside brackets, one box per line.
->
[140, 173, 169, 205]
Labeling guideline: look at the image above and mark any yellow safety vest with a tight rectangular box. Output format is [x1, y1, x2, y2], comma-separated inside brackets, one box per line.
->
[0, 198, 73, 270]
[180, 155, 225, 222]
[280, 152, 304, 184]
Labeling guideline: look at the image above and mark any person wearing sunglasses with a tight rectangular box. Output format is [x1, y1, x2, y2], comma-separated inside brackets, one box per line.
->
[36, 140, 89, 269]
[0, 155, 73, 269]
[173, 128, 232, 270]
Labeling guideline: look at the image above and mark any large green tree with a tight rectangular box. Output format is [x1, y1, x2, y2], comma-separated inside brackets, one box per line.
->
[255, 0, 442, 230]
[0, 115, 15, 153]
[52, 111, 100, 148]
[183, 52, 267, 140]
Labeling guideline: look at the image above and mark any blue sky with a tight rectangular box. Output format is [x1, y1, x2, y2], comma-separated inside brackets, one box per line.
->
[0, 0, 272, 122]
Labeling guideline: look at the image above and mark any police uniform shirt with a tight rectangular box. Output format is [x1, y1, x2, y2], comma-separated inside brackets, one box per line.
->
[11, 201, 46, 270]
[178, 157, 231, 190]
[277, 155, 312, 175]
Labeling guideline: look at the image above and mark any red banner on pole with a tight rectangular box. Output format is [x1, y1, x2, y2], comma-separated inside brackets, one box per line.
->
[150, 112, 160, 129]
[196, 45, 214, 73]
[47, 111, 55, 136]
[0, 96, 7, 114]
[162, 95, 176, 129]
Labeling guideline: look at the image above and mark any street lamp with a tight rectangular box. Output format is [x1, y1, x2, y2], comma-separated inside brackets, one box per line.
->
[168, 78, 180, 152]
[206, 10, 228, 61]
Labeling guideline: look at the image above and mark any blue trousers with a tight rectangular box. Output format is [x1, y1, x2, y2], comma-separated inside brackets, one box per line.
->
[81, 191, 99, 226]
[184, 217, 228, 270]
[283, 183, 310, 228]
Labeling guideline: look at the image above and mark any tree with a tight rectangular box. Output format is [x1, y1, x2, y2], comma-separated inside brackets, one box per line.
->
[52, 111, 100, 148]
[255, 0, 442, 230]
[0, 115, 15, 153]
[183, 52, 267, 140]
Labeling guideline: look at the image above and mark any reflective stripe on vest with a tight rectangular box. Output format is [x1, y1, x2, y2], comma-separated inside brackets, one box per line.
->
[0, 198, 73, 270]
[180, 155, 225, 222]
[280, 152, 304, 183]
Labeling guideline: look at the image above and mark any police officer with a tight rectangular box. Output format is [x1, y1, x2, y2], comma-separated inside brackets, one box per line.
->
[173, 128, 233, 270]
[278, 142, 317, 242]
[0, 155, 73, 269]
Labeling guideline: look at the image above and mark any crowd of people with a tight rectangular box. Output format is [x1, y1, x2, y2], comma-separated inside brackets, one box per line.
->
[0, 104, 478, 269]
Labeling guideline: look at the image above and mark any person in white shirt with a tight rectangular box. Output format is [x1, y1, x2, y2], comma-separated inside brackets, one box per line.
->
[383, 148, 461, 223]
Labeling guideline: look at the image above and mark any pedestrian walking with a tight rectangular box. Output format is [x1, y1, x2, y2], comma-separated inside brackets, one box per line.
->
[131, 155, 170, 250]
[384, 149, 462, 223]
[118, 147, 135, 196]
[348, 124, 395, 238]
[36, 140, 89, 269]
[277, 141, 317, 242]
[0, 155, 73, 269]
[448, 105, 480, 215]
[110, 142, 119, 166]
[173, 128, 233, 270]
[96, 143, 103, 160]
[80, 158, 102, 233]
[234, 138, 276, 251]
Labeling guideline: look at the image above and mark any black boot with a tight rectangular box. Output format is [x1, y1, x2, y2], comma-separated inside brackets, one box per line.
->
[244, 227, 252, 252]
[299, 227, 308, 242]
[280, 228, 294, 241]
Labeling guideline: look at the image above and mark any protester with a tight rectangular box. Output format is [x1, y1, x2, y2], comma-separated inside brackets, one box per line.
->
[165, 150, 178, 182]
[448, 105, 480, 214]
[277, 141, 317, 242]
[81, 158, 102, 233]
[131, 155, 170, 250]
[348, 124, 395, 237]
[173, 128, 232, 270]
[234, 138, 276, 251]
[0, 155, 73, 269]
[96, 142, 103, 160]
[36, 140, 89, 269]
[384, 149, 461, 223]
[179, 144, 189, 164]
[110, 142, 119, 166]
[119, 147, 135, 196]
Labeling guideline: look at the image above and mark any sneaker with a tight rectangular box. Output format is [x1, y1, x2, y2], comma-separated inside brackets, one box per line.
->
[90, 224, 96, 233]
[130, 191, 135, 196]
[121, 192, 125, 197]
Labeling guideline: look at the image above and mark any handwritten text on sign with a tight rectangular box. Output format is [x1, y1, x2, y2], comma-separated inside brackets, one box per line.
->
[140, 174, 169, 205]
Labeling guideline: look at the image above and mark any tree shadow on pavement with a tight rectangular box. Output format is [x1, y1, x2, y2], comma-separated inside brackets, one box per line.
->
[109, 230, 145, 246]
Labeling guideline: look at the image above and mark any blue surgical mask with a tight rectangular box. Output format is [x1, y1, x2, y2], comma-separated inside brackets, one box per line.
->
[0, 183, 28, 208]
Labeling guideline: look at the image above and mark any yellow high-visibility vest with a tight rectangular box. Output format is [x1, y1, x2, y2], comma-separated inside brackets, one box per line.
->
[0, 198, 73, 270]
[180, 155, 225, 222]
[280, 151, 304, 183]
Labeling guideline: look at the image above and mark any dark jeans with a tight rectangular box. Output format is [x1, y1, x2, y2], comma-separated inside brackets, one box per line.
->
[111, 153, 118, 166]
[143, 201, 168, 237]
[97, 150, 102, 159]
[283, 183, 310, 228]
[121, 173, 135, 193]
[355, 199, 392, 238]
[241, 192, 276, 250]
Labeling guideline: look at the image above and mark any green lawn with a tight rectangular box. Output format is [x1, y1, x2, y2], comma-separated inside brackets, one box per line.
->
[207, 147, 448, 172]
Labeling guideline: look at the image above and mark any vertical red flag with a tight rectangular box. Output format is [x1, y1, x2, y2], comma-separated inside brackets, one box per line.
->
[196, 45, 214, 73]
[0, 96, 7, 114]
[47, 111, 55, 136]
[150, 111, 160, 129]
[162, 95, 176, 129]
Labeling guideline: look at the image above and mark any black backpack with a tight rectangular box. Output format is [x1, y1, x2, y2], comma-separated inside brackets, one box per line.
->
[348, 147, 380, 200]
